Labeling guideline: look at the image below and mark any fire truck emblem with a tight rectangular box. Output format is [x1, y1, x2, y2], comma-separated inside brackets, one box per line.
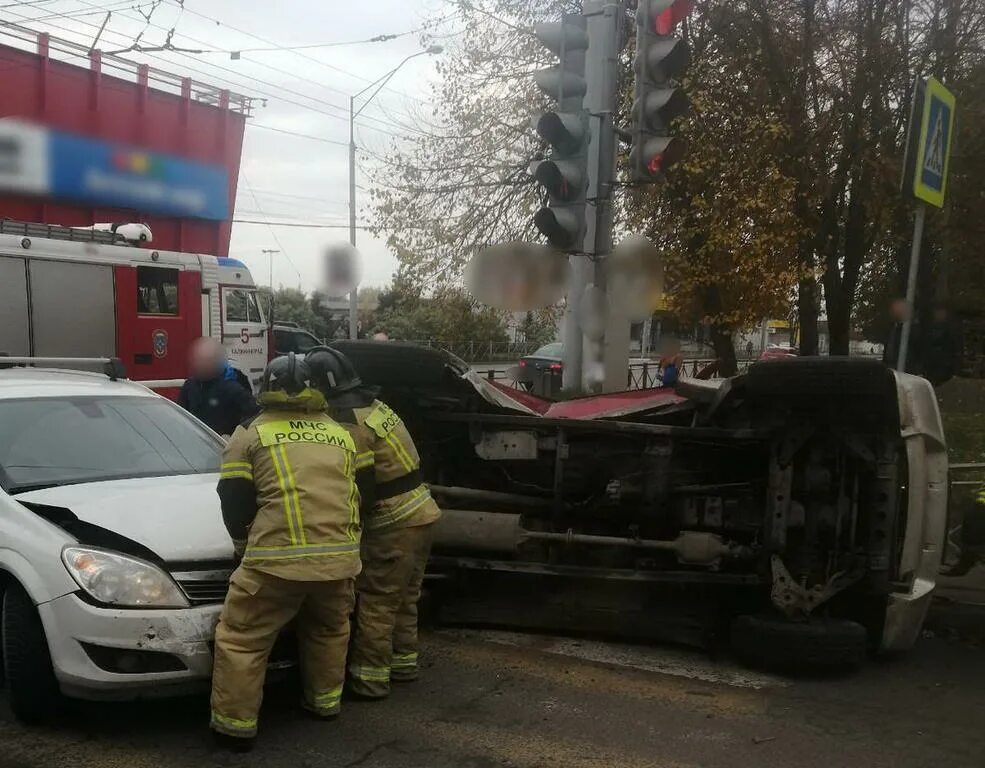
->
[152, 329, 169, 359]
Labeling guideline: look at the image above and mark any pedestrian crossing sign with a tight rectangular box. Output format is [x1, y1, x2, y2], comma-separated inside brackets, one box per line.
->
[912, 77, 955, 208]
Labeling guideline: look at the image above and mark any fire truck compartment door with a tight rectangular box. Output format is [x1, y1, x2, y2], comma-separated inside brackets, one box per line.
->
[116, 265, 201, 381]
[0, 255, 30, 356]
[30, 260, 116, 358]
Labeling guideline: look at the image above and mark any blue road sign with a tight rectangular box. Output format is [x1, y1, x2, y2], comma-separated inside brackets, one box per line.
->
[912, 77, 956, 208]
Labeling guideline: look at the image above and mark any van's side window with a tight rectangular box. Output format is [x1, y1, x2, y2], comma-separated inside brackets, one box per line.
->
[137, 267, 179, 315]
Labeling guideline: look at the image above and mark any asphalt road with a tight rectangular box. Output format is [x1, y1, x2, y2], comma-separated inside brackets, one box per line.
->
[1, 628, 983, 768]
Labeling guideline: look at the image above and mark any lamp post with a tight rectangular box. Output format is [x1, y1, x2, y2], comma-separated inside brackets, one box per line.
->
[347, 44, 443, 339]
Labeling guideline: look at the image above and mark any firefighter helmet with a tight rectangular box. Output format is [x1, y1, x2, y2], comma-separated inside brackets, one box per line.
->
[305, 346, 363, 396]
[262, 352, 310, 396]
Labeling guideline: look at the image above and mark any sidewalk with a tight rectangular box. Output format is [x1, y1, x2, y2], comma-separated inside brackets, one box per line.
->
[926, 565, 985, 643]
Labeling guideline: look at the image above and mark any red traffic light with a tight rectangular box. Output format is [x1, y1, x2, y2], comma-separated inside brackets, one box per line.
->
[653, 0, 693, 35]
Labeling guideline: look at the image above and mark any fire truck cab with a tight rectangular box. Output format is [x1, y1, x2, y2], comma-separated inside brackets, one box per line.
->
[0, 221, 267, 391]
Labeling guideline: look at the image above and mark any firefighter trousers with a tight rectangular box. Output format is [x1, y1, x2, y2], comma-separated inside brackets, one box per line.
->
[210, 567, 355, 739]
[348, 523, 434, 698]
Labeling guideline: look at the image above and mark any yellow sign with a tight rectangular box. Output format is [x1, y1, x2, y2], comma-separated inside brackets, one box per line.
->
[257, 419, 354, 451]
[913, 77, 955, 208]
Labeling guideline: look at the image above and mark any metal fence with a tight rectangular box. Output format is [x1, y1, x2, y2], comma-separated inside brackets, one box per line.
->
[404, 339, 543, 363]
[472, 357, 758, 392]
[625, 358, 754, 389]
[947, 463, 985, 565]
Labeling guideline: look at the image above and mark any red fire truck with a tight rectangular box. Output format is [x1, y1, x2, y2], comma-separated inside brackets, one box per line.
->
[0, 220, 268, 391]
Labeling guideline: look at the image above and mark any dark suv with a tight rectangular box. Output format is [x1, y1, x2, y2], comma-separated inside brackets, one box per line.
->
[273, 323, 323, 356]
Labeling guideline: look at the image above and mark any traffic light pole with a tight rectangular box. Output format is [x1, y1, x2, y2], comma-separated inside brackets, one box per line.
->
[581, 0, 624, 391]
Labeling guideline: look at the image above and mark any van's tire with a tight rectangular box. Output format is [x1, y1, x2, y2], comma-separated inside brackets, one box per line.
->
[745, 357, 895, 398]
[330, 341, 466, 387]
[731, 614, 867, 673]
[2, 583, 65, 724]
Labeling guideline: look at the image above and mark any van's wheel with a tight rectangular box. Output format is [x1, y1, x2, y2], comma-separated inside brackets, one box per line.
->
[731, 614, 867, 673]
[2, 582, 65, 724]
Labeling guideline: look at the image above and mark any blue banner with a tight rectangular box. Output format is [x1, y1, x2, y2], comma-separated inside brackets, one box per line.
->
[46, 130, 229, 220]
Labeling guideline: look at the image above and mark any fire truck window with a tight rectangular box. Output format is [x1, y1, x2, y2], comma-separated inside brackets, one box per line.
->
[224, 289, 248, 323]
[245, 290, 263, 323]
[137, 267, 179, 315]
[225, 289, 263, 324]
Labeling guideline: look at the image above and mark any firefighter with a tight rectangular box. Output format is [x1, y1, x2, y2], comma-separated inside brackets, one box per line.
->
[306, 346, 440, 699]
[210, 353, 362, 751]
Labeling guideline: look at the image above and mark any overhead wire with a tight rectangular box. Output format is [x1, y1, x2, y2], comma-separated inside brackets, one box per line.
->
[1, 6, 426, 142]
[4, 0, 139, 22]
[66, 0, 429, 127]
[195, 28, 427, 55]
[157, 0, 437, 106]
[53, 0, 427, 132]
[241, 172, 304, 286]
[0, 0, 58, 9]
[233, 219, 370, 230]
[248, 123, 349, 147]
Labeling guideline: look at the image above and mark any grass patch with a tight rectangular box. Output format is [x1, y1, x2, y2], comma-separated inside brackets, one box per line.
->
[937, 378, 985, 463]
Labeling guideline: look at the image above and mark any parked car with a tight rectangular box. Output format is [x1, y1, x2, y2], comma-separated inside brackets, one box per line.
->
[332, 341, 948, 672]
[273, 323, 323, 356]
[0, 363, 234, 722]
[516, 341, 563, 396]
[759, 345, 799, 361]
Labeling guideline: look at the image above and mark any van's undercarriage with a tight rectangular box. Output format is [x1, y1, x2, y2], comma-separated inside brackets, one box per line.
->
[334, 342, 946, 668]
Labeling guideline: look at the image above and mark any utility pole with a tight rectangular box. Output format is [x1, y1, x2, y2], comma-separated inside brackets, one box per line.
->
[582, 0, 623, 391]
[348, 96, 358, 340]
[347, 46, 443, 341]
[262, 248, 279, 324]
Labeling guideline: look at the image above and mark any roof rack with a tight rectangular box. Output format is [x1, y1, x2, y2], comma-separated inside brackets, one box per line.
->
[0, 356, 128, 380]
[0, 219, 125, 246]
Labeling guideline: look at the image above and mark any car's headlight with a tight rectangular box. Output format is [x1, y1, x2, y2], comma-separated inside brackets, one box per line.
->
[61, 547, 189, 608]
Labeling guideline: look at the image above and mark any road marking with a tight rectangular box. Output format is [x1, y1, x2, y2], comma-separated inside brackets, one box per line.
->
[440, 629, 788, 690]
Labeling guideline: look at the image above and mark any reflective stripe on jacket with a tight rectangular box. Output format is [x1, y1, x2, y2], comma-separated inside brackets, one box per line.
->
[346, 400, 440, 532]
[220, 406, 362, 580]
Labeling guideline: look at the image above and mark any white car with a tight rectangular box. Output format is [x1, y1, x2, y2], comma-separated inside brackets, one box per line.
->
[0, 365, 235, 723]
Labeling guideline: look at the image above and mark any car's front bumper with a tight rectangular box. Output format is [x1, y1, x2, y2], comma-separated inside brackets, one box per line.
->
[38, 593, 221, 701]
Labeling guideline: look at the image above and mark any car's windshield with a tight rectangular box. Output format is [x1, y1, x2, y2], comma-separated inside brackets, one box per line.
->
[533, 342, 563, 358]
[295, 332, 321, 354]
[0, 396, 221, 493]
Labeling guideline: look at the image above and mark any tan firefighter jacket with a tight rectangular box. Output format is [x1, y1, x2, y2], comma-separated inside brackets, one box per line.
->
[218, 389, 361, 580]
[337, 399, 440, 532]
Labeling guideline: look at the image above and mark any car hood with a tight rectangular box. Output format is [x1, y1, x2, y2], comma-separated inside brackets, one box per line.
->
[13, 474, 232, 563]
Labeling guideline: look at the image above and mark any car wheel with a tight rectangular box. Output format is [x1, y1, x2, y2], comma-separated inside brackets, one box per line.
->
[730, 613, 867, 673]
[2, 582, 65, 724]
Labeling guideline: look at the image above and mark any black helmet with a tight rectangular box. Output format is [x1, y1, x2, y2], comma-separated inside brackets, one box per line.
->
[305, 346, 362, 395]
[262, 352, 310, 396]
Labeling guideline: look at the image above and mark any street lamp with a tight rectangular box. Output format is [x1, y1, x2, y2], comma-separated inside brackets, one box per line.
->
[347, 44, 444, 339]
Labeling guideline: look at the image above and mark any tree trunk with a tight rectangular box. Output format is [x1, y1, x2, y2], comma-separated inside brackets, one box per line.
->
[711, 324, 738, 376]
[798, 276, 819, 355]
[827, 301, 851, 355]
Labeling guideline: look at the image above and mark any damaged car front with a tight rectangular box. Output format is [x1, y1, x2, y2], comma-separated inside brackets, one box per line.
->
[333, 342, 948, 670]
[0, 369, 236, 723]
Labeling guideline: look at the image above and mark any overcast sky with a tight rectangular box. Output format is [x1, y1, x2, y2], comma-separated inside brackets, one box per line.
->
[4, 0, 447, 291]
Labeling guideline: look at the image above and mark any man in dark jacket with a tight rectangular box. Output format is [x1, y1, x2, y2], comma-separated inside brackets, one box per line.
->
[178, 337, 257, 437]
[922, 306, 961, 386]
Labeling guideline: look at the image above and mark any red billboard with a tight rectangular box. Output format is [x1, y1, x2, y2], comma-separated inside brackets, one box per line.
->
[0, 26, 251, 256]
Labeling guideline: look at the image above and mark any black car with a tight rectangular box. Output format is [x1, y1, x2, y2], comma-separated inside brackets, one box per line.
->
[273, 323, 323, 356]
[517, 341, 563, 396]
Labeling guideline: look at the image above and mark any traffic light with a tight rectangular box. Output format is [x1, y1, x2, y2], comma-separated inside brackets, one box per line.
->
[630, 0, 692, 182]
[532, 13, 589, 252]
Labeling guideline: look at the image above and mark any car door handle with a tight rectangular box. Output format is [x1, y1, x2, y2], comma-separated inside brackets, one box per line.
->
[134, 353, 153, 365]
